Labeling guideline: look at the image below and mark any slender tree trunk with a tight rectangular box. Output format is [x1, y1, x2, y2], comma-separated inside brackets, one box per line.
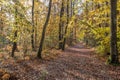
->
[35, 15, 38, 48]
[70, 0, 76, 45]
[0, 7, 3, 33]
[37, 0, 52, 59]
[73, 0, 77, 43]
[70, 0, 73, 17]
[85, 1, 89, 45]
[11, 1, 18, 57]
[73, 0, 77, 42]
[74, 24, 76, 42]
[31, 0, 35, 50]
[73, 0, 75, 15]
[62, 0, 69, 50]
[69, 0, 73, 45]
[59, 0, 64, 49]
[109, 0, 119, 64]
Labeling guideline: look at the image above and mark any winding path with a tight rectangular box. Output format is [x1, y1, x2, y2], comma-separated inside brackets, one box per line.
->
[45, 43, 120, 80]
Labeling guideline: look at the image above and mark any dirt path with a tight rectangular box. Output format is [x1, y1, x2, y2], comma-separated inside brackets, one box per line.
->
[45, 43, 120, 80]
[0, 43, 120, 80]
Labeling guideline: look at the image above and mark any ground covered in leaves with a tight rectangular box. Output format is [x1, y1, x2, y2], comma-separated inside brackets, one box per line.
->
[0, 43, 120, 80]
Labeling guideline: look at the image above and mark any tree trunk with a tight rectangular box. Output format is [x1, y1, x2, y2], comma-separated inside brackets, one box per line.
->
[69, 0, 73, 45]
[37, 0, 52, 59]
[62, 0, 69, 50]
[35, 15, 38, 48]
[70, 0, 73, 17]
[109, 0, 119, 64]
[31, 0, 35, 50]
[0, 7, 3, 33]
[59, 0, 64, 49]
[11, 1, 18, 57]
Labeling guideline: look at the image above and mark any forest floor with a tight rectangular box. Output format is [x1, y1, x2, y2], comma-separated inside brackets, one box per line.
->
[0, 42, 120, 80]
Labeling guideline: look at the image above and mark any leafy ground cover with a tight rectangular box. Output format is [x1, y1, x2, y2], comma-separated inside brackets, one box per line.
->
[0, 43, 120, 80]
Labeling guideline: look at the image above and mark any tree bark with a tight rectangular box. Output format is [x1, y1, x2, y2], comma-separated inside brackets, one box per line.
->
[109, 0, 119, 64]
[59, 0, 64, 49]
[0, 7, 3, 33]
[11, 1, 18, 57]
[62, 0, 69, 50]
[70, 0, 73, 17]
[31, 0, 35, 50]
[37, 0, 52, 59]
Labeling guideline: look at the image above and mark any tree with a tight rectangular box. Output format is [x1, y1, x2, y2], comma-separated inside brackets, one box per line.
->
[109, 0, 119, 64]
[31, 0, 35, 51]
[0, 7, 3, 34]
[59, 0, 64, 49]
[62, 0, 69, 50]
[11, 0, 18, 57]
[37, 0, 52, 59]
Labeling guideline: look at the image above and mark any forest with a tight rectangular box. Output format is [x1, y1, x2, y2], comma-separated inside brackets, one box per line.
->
[0, 0, 120, 80]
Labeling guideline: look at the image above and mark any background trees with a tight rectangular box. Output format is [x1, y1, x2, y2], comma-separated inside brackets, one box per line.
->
[78, 0, 120, 64]
[0, 0, 119, 64]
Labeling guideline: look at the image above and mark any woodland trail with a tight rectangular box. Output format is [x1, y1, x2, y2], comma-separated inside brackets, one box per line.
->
[0, 42, 120, 80]
[45, 42, 120, 80]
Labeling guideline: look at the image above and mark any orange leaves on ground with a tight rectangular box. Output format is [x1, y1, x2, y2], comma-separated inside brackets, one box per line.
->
[2, 73, 10, 80]
[24, 56, 30, 61]
[0, 69, 14, 80]
[42, 49, 62, 60]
